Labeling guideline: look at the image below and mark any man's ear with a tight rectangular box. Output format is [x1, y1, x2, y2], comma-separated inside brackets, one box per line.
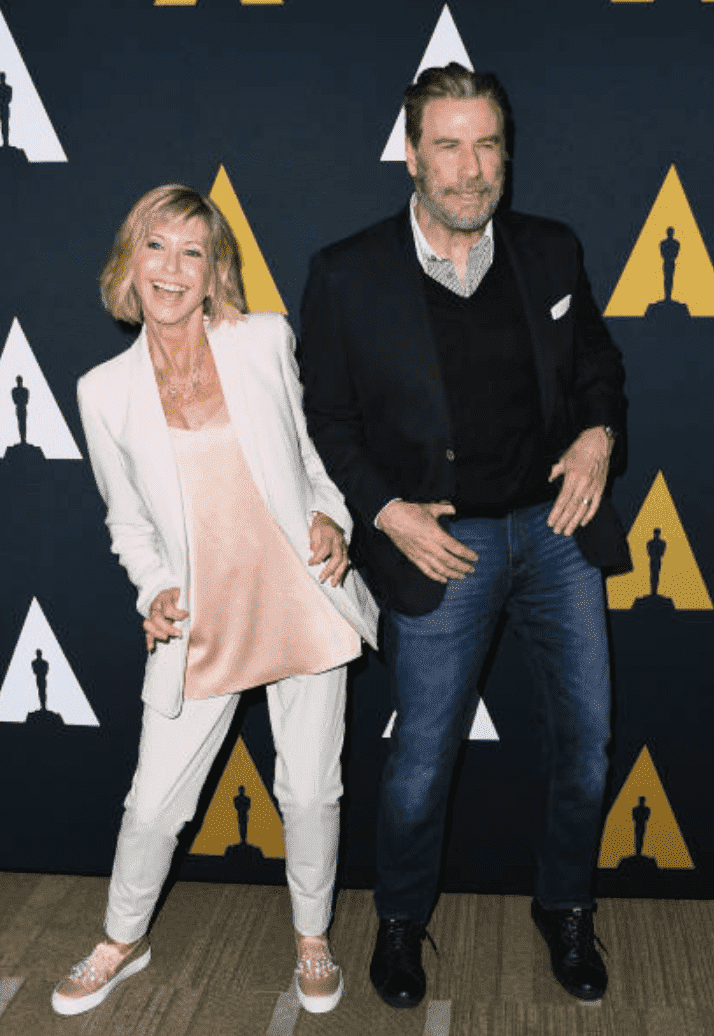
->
[404, 136, 418, 179]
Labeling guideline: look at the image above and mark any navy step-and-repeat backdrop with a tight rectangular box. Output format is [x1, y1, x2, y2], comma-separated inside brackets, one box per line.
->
[1, 0, 712, 900]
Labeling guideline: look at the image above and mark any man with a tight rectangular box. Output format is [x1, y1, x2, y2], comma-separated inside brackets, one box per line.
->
[300, 64, 629, 1008]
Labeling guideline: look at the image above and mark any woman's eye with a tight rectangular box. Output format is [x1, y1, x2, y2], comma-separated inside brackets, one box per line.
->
[147, 240, 162, 250]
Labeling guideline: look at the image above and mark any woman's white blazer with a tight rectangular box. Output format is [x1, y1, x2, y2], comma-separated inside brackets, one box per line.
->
[77, 313, 379, 719]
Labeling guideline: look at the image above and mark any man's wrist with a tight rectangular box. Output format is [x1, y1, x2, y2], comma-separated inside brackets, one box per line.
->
[581, 425, 616, 452]
[374, 497, 403, 531]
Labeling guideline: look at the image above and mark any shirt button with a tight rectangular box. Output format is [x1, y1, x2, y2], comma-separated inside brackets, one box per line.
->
[446, 448, 455, 461]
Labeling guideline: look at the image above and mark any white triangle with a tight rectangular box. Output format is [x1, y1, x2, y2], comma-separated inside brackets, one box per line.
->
[381, 4, 473, 162]
[382, 700, 499, 740]
[382, 710, 397, 738]
[467, 698, 499, 741]
[0, 599, 99, 726]
[0, 12, 67, 161]
[0, 318, 81, 459]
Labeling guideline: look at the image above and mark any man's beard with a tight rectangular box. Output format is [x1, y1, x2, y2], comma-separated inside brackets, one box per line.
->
[414, 159, 504, 233]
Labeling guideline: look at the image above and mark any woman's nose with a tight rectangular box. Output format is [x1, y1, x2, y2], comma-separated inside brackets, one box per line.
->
[162, 247, 179, 273]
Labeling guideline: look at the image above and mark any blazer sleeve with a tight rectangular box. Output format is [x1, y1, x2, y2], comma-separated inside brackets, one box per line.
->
[299, 251, 395, 527]
[570, 237, 627, 470]
[276, 316, 354, 543]
[77, 376, 180, 616]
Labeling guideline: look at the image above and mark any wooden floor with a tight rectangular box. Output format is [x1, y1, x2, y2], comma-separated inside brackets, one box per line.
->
[0, 873, 711, 1036]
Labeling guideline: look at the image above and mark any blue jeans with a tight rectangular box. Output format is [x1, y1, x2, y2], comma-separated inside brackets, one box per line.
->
[374, 503, 611, 922]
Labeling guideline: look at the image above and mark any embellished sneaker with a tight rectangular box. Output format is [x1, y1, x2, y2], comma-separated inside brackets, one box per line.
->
[294, 933, 343, 1014]
[51, 936, 151, 1016]
[531, 900, 608, 1002]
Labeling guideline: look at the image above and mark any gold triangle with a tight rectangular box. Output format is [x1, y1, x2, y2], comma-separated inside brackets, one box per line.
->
[190, 735, 285, 858]
[604, 165, 714, 316]
[209, 165, 287, 314]
[598, 745, 693, 869]
[607, 471, 712, 610]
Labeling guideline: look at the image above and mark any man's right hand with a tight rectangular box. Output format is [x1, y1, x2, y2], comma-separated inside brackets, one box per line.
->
[376, 500, 479, 583]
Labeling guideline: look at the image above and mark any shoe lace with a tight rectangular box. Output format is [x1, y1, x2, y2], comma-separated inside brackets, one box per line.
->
[383, 920, 438, 962]
[561, 909, 609, 963]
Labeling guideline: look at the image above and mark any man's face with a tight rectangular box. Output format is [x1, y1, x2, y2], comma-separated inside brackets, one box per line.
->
[406, 96, 506, 234]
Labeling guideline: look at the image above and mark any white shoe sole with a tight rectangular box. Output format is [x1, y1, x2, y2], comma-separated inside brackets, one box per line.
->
[51, 947, 152, 1016]
[294, 971, 344, 1014]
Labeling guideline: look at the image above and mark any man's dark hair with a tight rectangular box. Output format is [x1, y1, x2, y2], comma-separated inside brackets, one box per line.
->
[404, 63, 513, 156]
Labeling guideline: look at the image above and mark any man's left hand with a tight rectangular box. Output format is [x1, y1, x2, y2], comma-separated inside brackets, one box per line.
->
[547, 427, 614, 536]
[308, 511, 350, 586]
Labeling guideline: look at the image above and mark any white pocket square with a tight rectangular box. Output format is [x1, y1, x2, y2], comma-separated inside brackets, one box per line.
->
[550, 294, 572, 320]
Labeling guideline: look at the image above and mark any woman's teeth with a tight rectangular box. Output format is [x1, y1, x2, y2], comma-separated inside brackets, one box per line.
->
[153, 282, 185, 293]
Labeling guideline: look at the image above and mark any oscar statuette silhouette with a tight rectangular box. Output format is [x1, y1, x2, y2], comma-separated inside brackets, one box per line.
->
[0, 72, 29, 169]
[616, 795, 659, 884]
[645, 227, 690, 323]
[633, 529, 675, 610]
[24, 649, 65, 728]
[223, 783, 267, 870]
[4, 375, 46, 471]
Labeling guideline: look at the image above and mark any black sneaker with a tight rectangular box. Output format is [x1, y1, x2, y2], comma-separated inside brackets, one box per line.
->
[531, 900, 608, 1002]
[370, 918, 431, 1009]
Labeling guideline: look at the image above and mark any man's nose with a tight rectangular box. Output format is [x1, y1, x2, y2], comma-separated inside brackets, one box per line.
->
[463, 147, 482, 178]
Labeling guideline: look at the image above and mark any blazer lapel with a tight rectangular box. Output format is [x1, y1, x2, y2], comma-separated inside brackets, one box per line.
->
[209, 321, 274, 511]
[495, 215, 557, 435]
[387, 209, 452, 439]
[123, 328, 187, 555]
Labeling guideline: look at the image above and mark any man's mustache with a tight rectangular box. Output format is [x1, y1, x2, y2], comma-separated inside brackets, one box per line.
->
[444, 182, 494, 194]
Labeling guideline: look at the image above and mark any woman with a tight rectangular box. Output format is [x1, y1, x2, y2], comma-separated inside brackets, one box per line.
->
[51, 185, 378, 1016]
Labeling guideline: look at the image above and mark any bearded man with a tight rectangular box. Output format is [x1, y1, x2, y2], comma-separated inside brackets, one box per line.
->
[300, 63, 629, 1009]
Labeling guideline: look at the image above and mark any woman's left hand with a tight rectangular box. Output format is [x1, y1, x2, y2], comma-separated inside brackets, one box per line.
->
[308, 512, 350, 587]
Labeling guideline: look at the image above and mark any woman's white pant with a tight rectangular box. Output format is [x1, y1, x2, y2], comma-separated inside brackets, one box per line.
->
[104, 666, 346, 942]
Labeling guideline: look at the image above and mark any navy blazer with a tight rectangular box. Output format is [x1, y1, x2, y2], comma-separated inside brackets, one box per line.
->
[300, 206, 631, 615]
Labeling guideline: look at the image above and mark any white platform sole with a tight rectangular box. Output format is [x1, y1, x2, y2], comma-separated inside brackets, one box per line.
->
[51, 947, 152, 1016]
[294, 971, 344, 1013]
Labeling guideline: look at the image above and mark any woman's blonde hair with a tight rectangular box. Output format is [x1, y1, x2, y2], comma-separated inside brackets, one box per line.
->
[100, 184, 247, 325]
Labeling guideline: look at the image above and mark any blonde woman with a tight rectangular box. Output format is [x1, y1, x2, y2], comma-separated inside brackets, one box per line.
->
[51, 185, 378, 1016]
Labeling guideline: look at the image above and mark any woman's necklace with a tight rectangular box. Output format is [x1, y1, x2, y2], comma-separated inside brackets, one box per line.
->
[156, 340, 211, 403]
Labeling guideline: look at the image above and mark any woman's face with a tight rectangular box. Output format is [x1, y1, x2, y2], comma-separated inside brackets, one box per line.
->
[133, 214, 214, 329]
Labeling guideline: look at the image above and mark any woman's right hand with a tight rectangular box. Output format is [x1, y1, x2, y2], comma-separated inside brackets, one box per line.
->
[143, 588, 189, 652]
